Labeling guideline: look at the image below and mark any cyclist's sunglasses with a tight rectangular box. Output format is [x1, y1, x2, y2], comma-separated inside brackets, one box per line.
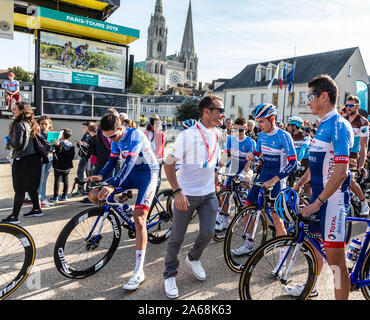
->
[306, 91, 329, 103]
[103, 127, 121, 139]
[207, 107, 225, 114]
[236, 129, 246, 132]
[345, 103, 359, 108]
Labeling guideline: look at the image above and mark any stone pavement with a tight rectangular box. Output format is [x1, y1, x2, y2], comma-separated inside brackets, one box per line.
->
[0, 157, 367, 301]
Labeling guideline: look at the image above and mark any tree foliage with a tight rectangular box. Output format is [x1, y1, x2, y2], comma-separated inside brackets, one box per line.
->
[129, 68, 157, 95]
[8, 66, 32, 82]
[175, 99, 200, 122]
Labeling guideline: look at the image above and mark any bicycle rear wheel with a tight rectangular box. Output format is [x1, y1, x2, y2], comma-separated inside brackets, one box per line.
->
[54, 207, 121, 279]
[213, 188, 239, 242]
[147, 189, 173, 244]
[223, 206, 268, 272]
[239, 236, 317, 300]
[360, 250, 370, 300]
[0, 223, 36, 300]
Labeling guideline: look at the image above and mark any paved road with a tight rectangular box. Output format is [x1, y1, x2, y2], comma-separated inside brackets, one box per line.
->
[0, 152, 367, 301]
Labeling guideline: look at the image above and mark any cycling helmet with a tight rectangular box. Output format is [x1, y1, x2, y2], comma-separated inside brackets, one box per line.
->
[252, 103, 277, 119]
[288, 116, 304, 128]
[182, 119, 197, 129]
[274, 188, 299, 222]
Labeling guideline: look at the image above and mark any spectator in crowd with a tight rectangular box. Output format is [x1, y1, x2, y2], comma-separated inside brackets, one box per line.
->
[86, 123, 98, 178]
[2, 102, 43, 224]
[37, 115, 54, 208]
[73, 121, 93, 196]
[145, 114, 166, 160]
[123, 119, 133, 127]
[50, 129, 75, 202]
[119, 112, 128, 124]
[246, 119, 258, 141]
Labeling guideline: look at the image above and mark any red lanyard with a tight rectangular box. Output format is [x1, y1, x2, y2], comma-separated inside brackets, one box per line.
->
[196, 124, 219, 163]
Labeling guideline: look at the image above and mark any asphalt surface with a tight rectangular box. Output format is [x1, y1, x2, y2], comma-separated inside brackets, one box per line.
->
[0, 145, 368, 301]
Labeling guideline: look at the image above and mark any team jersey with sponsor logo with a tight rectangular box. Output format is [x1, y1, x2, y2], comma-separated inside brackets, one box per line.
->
[225, 135, 256, 174]
[309, 110, 353, 191]
[345, 113, 369, 154]
[3, 80, 19, 92]
[309, 109, 353, 248]
[253, 127, 297, 179]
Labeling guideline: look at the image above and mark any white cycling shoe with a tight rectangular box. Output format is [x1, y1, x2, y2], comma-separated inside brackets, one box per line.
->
[283, 284, 319, 298]
[122, 271, 145, 291]
[215, 221, 228, 231]
[231, 245, 253, 256]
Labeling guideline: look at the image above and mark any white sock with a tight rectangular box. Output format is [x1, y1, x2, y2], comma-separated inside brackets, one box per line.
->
[134, 250, 145, 274]
[245, 234, 253, 249]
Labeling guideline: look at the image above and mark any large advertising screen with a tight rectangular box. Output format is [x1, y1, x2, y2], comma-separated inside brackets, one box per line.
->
[39, 31, 127, 90]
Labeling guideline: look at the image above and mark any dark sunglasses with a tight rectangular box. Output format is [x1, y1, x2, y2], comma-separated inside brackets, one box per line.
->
[236, 129, 246, 132]
[345, 103, 359, 108]
[207, 107, 225, 114]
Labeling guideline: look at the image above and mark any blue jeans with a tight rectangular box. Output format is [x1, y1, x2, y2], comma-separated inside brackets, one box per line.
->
[77, 157, 88, 183]
[38, 161, 53, 201]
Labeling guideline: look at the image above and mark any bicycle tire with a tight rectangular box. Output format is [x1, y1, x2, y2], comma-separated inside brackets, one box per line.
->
[223, 205, 269, 273]
[360, 249, 370, 300]
[147, 189, 174, 244]
[54, 206, 121, 279]
[213, 188, 240, 242]
[0, 223, 36, 300]
[239, 235, 317, 300]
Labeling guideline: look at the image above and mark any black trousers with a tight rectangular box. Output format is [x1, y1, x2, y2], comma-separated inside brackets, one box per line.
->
[53, 170, 69, 198]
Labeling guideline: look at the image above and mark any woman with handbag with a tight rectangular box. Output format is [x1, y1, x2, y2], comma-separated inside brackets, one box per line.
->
[1, 102, 43, 224]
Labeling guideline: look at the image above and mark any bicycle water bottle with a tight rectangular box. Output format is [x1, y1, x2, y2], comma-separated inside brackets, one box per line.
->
[347, 238, 362, 270]
[120, 203, 133, 218]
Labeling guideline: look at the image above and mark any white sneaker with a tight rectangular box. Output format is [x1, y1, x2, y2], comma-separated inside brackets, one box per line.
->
[122, 271, 145, 291]
[360, 202, 369, 217]
[164, 277, 179, 299]
[283, 284, 319, 298]
[215, 221, 228, 231]
[231, 245, 253, 256]
[185, 255, 206, 281]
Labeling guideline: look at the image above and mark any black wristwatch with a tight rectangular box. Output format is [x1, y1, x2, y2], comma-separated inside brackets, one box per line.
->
[173, 188, 182, 196]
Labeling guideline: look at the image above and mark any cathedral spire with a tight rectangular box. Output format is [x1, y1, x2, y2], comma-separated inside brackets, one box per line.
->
[180, 0, 195, 57]
[154, 0, 163, 16]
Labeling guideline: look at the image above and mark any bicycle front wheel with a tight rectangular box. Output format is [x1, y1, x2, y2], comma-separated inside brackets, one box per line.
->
[54, 207, 121, 279]
[213, 188, 239, 242]
[239, 236, 317, 300]
[224, 206, 268, 272]
[147, 189, 173, 244]
[0, 223, 36, 300]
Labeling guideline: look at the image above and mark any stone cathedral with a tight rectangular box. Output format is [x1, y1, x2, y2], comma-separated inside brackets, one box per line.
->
[136, 0, 198, 91]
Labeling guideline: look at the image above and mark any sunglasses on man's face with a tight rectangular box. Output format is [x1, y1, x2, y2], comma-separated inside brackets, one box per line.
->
[345, 103, 359, 108]
[207, 107, 225, 114]
[236, 129, 245, 132]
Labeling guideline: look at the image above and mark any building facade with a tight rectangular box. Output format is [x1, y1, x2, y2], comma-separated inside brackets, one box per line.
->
[135, 0, 198, 91]
[213, 47, 369, 123]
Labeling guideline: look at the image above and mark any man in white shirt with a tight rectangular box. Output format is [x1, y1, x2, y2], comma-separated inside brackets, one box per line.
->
[163, 95, 225, 299]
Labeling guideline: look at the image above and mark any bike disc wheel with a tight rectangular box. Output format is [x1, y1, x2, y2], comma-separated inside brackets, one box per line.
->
[54, 207, 121, 279]
[239, 236, 317, 300]
[224, 206, 268, 272]
[213, 188, 239, 242]
[0, 223, 36, 300]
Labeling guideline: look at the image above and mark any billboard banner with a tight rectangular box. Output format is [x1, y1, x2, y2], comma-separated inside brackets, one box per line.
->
[0, 0, 13, 40]
[39, 31, 127, 90]
[356, 80, 369, 114]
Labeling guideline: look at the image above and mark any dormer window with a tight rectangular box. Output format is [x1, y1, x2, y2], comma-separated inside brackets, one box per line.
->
[255, 64, 266, 82]
[256, 70, 261, 82]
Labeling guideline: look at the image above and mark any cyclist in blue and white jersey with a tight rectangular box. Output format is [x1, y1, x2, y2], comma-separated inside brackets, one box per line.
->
[232, 104, 297, 256]
[87, 113, 159, 292]
[216, 117, 256, 231]
[74, 43, 89, 66]
[291, 74, 353, 300]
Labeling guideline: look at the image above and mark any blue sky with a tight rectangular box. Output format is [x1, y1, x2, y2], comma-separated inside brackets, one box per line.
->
[1, 0, 369, 84]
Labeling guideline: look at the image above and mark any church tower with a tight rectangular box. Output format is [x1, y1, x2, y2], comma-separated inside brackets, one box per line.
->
[146, 0, 168, 90]
[179, 0, 198, 87]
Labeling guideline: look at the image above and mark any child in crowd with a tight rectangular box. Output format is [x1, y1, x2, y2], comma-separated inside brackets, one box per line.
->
[37, 116, 54, 208]
[50, 129, 75, 202]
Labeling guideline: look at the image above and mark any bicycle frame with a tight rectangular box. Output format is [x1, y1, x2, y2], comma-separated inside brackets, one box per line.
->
[86, 187, 168, 244]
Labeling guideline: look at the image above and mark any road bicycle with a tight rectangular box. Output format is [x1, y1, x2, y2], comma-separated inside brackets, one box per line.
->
[213, 173, 251, 242]
[223, 182, 311, 273]
[72, 55, 90, 71]
[0, 223, 36, 299]
[54, 183, 173, 279]
[239, 214, 370, 300]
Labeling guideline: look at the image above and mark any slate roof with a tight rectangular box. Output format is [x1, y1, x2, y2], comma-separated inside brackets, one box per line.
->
[214, 47, 358, 92]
